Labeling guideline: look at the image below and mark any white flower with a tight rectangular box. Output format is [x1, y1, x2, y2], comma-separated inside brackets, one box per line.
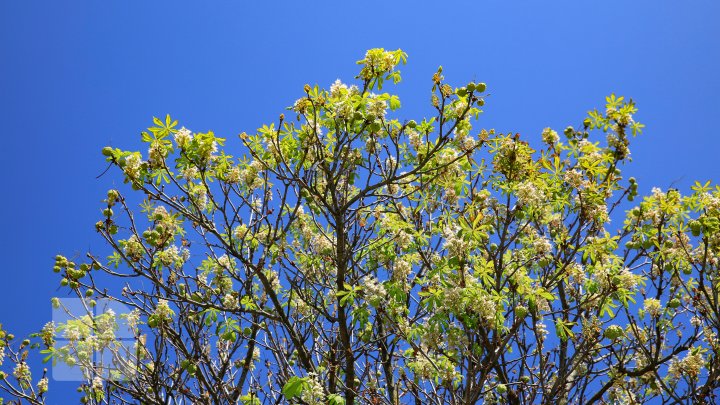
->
[124, 309, 141, 332]
[226, 166, 242, 183]
[157, 245, 185, 267]
[13, 362, 31, 383]
[37, 376, 49, 393]
[154, 299, 175, 321]
[222, 293, 238, 309]
[563, 169, 584, 188]
[217, 255, 235, 271]
[644, 298, 662, 318]
[181, 166, 198, 180]
[516, 181, 545, 208]
[174, 127, 193, 148]
[368, 94, 388, 119]
[462, 135, 476, 151]
[64, 326, 82, 341]
[541, 127, 559, 145]
[362, 276, 386, 305]
[148, 142, 167, 166]
[652, 187, 664, 198]
[152, 206, 169, 220]
[124, 154, 142, 178]
[300, 373, 325, 405]
[123, 235, 144, 261]
[330, 79, 347, 98]
[536, 321, 549, 342]
[533, 236, 553, 256]
[443, 225, 468, 258]
[393, 257, 412, 282]
[407, 128, 422, 150]
[92, 376, 103, 390]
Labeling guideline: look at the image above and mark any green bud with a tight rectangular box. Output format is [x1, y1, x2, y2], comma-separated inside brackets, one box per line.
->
[689, 220, 702, 237]
[667, 298, 681, 309]
[85, 289, 94, 297]
[101, 147, 114, 157]
[467, 82, 476, 92]
[475, 82, 487, 93]
[496, 384, 507, 394]
[603, 325, 624, 340]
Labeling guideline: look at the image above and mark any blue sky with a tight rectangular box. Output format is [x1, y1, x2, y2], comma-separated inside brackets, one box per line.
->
[1, 0, 719, 397]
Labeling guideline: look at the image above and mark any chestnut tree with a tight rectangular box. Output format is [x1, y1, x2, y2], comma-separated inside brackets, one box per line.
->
[1, 49, 719, 404]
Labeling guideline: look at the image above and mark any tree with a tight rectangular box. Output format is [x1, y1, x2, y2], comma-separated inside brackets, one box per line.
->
[1, 48, 719, 404]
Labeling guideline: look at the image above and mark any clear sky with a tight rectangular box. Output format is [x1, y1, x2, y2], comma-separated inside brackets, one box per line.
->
[1, 0, 719, 398]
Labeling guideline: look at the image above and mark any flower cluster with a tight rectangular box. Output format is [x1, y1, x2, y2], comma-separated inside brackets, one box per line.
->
[516, 181, 545, 209]
[123, 235, 144, 261]
[668, 351, 705, 380]
[174, 127, 193, 148]
[123, 153, 143, 179]
[541, 127, 559, 145]
[643, 298, 662, 318]
[300, 373, 326, 405]
[153, 299, 175, 322]
[13, 362, 31, 388]
[362, 276, 386, 306]
[357, 48, 403, 81]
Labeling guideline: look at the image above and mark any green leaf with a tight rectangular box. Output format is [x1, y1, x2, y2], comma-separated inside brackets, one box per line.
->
[282, 376, 306, 399]
[327, 393, 345, 405]
[389, 95, 401, 111]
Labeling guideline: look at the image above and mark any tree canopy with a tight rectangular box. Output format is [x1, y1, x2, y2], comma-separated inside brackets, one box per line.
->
[1, 49, 719, 404]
